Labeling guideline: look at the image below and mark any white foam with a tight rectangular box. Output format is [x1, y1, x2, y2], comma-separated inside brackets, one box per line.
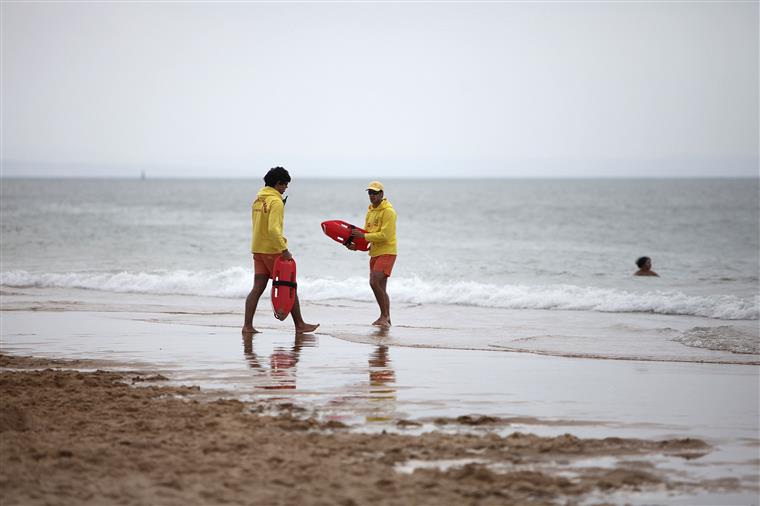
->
[1, 269, 757, 320]
[0, 268, 250, 299]
[673, 326, 760, 355]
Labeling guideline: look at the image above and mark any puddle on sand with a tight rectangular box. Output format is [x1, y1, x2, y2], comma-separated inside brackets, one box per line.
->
[393, 455, 758, 506]
[395, 458, 488, 474]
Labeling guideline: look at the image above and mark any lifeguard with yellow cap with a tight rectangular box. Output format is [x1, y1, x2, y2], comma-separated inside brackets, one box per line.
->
[348, 181, 397, 328]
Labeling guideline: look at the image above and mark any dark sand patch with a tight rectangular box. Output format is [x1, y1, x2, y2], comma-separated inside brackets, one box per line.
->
[0, 353, 142, 372]
[432, 415, 607, 427]
[0, 355, 729, 506]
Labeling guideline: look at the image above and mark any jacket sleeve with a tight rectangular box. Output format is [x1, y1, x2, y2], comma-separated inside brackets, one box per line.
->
[364, 209, 396, 243]
[268, 199, 288, 251]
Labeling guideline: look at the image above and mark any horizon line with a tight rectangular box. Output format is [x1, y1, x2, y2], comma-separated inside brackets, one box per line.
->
[1, 175, 758, 181]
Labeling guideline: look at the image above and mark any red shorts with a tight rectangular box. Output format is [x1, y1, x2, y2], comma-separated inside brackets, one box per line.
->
[370, 255, 396, 277]
[253, 253, 280, 278]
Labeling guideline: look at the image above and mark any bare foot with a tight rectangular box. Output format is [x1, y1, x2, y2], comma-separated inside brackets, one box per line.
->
[242, 326, 261, 334]
[295, 323, 319, 334]
[372, 317, 391, 328]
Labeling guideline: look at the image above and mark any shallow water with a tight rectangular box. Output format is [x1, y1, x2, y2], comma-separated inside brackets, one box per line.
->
[5, 307, 757, 438]
[2, 287, 759, 503]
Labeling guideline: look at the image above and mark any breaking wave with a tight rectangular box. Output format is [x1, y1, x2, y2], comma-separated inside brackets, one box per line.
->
[2, 269, 757, 320]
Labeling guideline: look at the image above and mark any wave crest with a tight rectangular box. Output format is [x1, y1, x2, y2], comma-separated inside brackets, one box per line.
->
[2, 269, 757, 320]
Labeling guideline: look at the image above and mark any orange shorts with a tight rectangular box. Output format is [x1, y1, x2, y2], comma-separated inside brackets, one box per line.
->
[370, 255, 396, 277]
[253, 253, 281, 278]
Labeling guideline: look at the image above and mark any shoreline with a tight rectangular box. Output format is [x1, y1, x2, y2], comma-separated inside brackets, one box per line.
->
[1, 289, 759, 504]
[2, 286, 758, 365]
[1, 354, 744, 506]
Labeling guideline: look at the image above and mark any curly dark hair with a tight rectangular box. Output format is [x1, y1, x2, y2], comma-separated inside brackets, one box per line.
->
[636, 256, 650, 268]
[263, 166, 291, 187]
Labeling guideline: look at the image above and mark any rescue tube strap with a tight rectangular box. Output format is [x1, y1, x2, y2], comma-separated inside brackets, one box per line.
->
[272, 280, 297, 289]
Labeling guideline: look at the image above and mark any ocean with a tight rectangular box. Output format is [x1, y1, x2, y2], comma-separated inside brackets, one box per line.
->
[3, 177, 760, 503]
[1, 177, 758, 358]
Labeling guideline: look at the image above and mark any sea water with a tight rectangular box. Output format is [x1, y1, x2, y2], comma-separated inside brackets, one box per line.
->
[2, 177, 758, 503]
[1, 178, 758, 356]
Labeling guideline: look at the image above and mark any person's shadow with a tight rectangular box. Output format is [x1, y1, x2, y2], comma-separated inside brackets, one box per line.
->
[242, 333, 317, 390]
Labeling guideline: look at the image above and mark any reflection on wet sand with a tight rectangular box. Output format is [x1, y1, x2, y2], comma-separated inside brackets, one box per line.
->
[242, 333, 317, 390]
[241, 329, 398, 421]
[367, 331, 397, 422]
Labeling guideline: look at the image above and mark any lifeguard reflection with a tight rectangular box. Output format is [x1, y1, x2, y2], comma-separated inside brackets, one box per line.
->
[366, 328, 397, 423]
[242, 332, 317, 390]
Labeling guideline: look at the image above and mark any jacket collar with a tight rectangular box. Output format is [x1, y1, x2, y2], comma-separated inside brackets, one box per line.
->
[368, 198, 389, 211]
[259, 186, 284, 200]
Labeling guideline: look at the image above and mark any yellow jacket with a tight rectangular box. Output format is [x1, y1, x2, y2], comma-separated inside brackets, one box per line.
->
[251, 186, 288, 254]
[364, 199, 397, 257]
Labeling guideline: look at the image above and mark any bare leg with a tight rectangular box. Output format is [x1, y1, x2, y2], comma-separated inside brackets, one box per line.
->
[243, 274, 269, 334]
[375, 275, 390, 325]
[381, 276, 391, 325]
[369, 274, 383, 324]
[290, 294, 319, 333]
[369, 272, 391, 327]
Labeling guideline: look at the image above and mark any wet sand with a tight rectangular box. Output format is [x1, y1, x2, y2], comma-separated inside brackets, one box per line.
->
[1, 288, 759, 504]
[0, 354, 737, 506]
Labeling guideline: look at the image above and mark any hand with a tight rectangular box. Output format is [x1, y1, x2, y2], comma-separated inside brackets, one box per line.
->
[345, 243, 357, 251]
[280, 250, 293, 261]
[350, 229, 365, 238]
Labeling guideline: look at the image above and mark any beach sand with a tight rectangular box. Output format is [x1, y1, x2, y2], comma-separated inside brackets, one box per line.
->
[0, 354, 732, 506]
[1, 287, 759, 504]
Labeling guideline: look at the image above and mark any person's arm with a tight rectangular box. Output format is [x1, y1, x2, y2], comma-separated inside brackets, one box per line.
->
[346, 222, 361, 249]
[363, 210, 396, 243]
[350, 213, 371, 241]
[267, 200, 289, 254]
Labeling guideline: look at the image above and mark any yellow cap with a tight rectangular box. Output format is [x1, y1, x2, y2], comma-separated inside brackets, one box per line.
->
[366, 181, 384, 192]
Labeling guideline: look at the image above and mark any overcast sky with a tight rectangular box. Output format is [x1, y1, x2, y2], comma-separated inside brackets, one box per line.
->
[2, 1, 758, 178]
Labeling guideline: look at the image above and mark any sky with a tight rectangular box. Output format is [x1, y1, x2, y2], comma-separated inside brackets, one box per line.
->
[1, 1, 758, 178]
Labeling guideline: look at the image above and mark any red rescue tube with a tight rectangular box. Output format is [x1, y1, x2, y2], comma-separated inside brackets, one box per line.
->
[321, 220, 370, 251]
[271, 257, 297, 321]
